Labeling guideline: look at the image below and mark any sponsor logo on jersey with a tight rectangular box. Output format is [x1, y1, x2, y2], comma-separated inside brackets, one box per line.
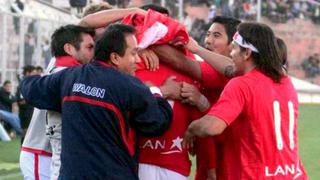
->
[141, 136, 184, 154]
[72, 83, 105, 98]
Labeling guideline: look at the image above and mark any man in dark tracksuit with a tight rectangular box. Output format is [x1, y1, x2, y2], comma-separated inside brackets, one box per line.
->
[20, 24, 173, 180]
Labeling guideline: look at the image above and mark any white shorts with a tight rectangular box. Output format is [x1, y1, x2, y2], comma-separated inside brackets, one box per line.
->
[20, 151, 52, 180]
[138, 163, 188, 180]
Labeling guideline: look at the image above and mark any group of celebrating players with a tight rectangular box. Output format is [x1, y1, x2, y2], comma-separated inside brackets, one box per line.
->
[18, 2, 308, 180]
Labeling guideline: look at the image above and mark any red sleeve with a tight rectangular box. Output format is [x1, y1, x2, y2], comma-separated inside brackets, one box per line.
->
[199, 61, 228, 89]
[207, 78, 247, 125]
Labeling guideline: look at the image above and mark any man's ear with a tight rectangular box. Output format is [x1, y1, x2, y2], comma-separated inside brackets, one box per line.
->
[63, 43, 75, 56]
[110, 52, 120, 66]
[243, 48, 252, 61]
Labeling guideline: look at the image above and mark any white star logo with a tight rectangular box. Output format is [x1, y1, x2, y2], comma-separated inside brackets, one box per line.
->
[170, 136, 183, 151]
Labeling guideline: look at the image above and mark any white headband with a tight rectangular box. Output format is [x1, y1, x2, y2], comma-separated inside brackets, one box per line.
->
[232, 32, 259, 53]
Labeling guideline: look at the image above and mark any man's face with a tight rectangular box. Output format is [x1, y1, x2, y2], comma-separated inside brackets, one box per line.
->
[116, 34, 140, 75]
[230, 42, 246, 76]
[73, 33, 95, 64]
[204, 23, 230, 57]
[3, 83, 12, 93]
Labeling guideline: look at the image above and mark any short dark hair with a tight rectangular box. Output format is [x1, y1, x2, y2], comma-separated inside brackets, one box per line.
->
[51, 25, 95, 57]
[3, 80, 11, 86]
[238, 22, 283, 82]
[22, 65, 36, 76]
[211, 16, 241, 44]
[140, 4, 170, 16]
[94, 24, 136, 62]
[35, 66, 44, 72]
[82, 2, 113, 17]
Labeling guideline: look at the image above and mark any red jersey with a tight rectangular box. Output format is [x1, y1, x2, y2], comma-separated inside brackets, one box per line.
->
[194, 61, 228, 180]
[208, 69, 308, 179]
[135, 62, 198, 176]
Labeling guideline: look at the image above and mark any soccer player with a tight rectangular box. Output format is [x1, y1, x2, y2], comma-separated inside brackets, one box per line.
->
[128, 5, 207, 180]
[20, 24, 172, 180]
[20, 25, 95, 180]
[183, 22, 308, 179]
[152, 16, 241, 180]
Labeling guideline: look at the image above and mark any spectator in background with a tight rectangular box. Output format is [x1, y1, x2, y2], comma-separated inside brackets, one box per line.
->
[184, 0, 215, 46]
[35, 66, 44, 75]
[10, 0, 24, 35]
[24, 34, 34, 66]
[42, 39, 51, 67]
[0, 80, 22, 136]
[69, 0, 87, 16]
[16, 66, 37, 144]
[301, 53, 320, 78]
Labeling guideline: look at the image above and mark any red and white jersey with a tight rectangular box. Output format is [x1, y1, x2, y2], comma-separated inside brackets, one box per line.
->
[122, 9, 189, 49]
[135, 62, 197, 177]
[208, 69, 308, 180]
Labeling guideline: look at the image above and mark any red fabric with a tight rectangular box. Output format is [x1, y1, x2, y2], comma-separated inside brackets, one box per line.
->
[55, 56, 81, 67]
[122, 9, 189, 47]
[208, 69, 308, 179]
[199, 61, 228, 91]
[63, 96, 136, 156]
[34, 154, 39, 180]
[21, 147, 52, 157]
[192, 61, 229, 180]
[135, 63, 198, 176]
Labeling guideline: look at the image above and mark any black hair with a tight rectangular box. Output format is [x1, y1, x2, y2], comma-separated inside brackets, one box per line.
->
[51, 25, 95, 57]
[140, 4, 170, 16]
[211, 16, 241, 44]
[35, 66, 44, 72]
[238, 22, 284, 82]
[276, 37, 288, 69]
[94, 24, 136, 62]
[22, 65, 36, 76]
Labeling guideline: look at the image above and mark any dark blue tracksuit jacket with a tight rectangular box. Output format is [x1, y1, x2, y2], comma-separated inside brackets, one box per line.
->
[21, 61, 173, 180]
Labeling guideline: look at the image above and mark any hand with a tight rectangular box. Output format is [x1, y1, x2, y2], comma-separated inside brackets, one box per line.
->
[185, 37, 200, 54]
[182, 129, 195, 150]
[160, 76, 182, 100]
[207, 169, 217, 180]
[188, 139, 196, 156]
[133, 8, 147, 16]
[138, 48, 159, 71]
[181, 82, 201, 106]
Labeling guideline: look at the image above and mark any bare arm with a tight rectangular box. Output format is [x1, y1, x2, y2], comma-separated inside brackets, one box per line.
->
[183, 115, 227, 149]
[153, 45, 202, 81]
[79, 8, 146, 28]
[186, 38, 236, 78]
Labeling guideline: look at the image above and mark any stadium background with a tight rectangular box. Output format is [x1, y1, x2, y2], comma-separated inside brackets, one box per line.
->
[0, 0, 319, 179]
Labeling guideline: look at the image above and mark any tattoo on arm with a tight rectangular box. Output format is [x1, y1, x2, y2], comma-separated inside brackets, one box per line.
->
[224, 65, 235, 78]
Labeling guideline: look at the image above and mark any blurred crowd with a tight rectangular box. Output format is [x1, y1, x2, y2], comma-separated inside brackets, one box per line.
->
[301, 53, 320, 78]
[0, 65, 43, 141]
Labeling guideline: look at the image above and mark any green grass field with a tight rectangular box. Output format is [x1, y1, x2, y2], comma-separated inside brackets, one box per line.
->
[0, 104, 319, 180]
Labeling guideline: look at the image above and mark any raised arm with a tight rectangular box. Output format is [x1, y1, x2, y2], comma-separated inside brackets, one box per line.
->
[79, 8, 146, 28]
[153, 45, 202, 81]
[186, 38, 235, 78]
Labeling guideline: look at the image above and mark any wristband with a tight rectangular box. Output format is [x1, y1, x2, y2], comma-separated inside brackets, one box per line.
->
[149, 86, 163, 97]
